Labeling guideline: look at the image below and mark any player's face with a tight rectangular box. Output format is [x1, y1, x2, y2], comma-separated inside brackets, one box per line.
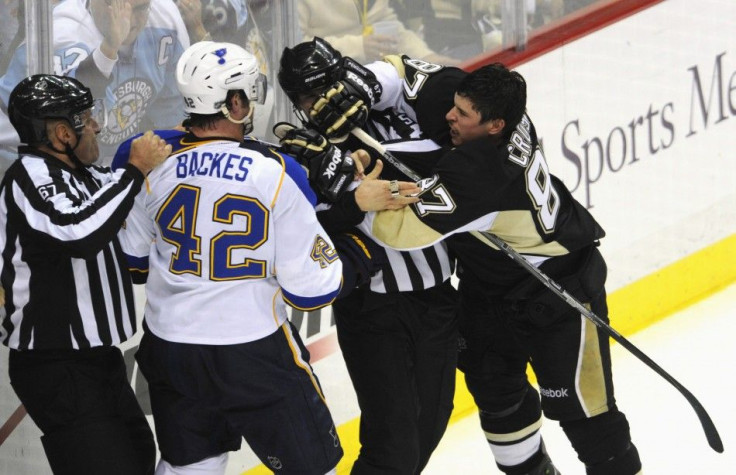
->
[73, 110, 102, 166]
[296, 90, 322, 113]
[445, 94, 495, 146]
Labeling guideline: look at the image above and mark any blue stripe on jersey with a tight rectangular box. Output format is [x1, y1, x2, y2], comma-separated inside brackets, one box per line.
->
[282, 286, 340, 311]
[280, 152, 318, 207]
[111, 129, 188, 170]
[124, 253, 150, 284]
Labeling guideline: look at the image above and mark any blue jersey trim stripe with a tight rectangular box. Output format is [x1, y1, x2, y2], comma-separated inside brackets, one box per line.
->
[280, 152, 317, 206]
[282, 286, 340, 311]
[125, 253, 150, 273]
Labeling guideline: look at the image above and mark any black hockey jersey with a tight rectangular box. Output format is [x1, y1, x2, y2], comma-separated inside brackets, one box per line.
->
[361, 113, 605, 292]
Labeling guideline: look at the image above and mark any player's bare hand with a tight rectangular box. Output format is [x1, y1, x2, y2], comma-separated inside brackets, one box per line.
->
[355, 160, 421, 211]
[128, 131, 172, 174]
[350, 149, 371, 180]
[176, 0, 208, 41]
[364, 34, 398, 61]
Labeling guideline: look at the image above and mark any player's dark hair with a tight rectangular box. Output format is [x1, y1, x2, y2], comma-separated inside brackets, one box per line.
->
[456, 63, 526, 135]
[185, 89, 247, 129]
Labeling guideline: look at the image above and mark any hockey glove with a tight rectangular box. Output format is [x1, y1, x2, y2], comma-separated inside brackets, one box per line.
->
[279, 126, 356, 202]
[332, 229, 388, 294]
[309, 58, 383, 138]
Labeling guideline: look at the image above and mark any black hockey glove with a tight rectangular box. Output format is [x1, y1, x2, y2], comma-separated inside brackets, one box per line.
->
[278, 125, 355, 202]
[309, 57, 383, 138]
[332, 229, 388, 295]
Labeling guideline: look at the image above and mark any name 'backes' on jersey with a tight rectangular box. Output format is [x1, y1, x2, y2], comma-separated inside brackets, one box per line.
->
[174, 150, 253, 181]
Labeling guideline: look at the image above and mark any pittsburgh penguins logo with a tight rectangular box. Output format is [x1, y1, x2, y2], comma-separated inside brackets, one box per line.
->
[100, 78, 155, 146]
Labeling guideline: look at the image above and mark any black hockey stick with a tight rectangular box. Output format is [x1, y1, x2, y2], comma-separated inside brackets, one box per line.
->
[471, 231, 724, 454]
[349, 127, 724, 453]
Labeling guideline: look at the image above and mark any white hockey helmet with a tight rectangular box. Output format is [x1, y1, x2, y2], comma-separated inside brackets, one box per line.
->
[176, 41, 267, 116]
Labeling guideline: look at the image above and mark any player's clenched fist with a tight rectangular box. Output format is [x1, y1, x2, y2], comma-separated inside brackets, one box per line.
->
[128, 130, 173, 174]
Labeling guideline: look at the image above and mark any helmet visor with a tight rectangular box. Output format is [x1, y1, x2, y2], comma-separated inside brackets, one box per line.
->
[90, 98, 107, 129]
[252, 73, 267, 105]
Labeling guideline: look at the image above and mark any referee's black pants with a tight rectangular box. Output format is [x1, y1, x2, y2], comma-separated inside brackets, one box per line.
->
[334, 280, 458, 475]
[8, 346, 155, 475]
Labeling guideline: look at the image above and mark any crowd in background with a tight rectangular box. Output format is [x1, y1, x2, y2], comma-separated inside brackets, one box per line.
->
[0, 0, 602, 172]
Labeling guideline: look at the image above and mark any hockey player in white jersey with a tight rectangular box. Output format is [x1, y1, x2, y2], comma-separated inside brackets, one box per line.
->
[118, 41, 344, 475]
[0, 0, 190, 171]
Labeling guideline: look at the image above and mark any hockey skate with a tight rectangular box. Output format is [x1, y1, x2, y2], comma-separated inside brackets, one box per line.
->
[528, 452, 561, 475]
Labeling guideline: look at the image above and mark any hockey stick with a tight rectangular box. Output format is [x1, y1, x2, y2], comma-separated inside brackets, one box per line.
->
[471, 231, 724, 454]
[350, 127, 724, 454]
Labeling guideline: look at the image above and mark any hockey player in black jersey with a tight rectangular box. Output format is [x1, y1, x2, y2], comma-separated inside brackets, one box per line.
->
[360, 64, 643, 475]
[277, 37, 459, 474]
[291, 59, 644, 474]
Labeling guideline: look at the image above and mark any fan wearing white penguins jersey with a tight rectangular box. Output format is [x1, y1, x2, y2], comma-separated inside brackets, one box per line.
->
[0, 0, 190, 172]
[117, 41, 344, 475]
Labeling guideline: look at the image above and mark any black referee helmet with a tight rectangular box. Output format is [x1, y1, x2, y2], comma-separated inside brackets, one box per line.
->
[8, 74, 94, 145]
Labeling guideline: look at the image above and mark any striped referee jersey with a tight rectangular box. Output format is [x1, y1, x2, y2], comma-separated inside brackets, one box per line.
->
[0, 147, 145, 350]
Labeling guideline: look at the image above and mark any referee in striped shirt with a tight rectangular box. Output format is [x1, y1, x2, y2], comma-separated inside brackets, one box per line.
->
[0, 74, 170, 475]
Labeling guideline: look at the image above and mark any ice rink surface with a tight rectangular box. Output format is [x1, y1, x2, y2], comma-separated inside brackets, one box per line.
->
[424, 282, 736, 474]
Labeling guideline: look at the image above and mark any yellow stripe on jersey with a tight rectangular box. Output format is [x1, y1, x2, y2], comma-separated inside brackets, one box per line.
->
[489, 210, 570, 256]
[270, 289, 282, 327]
[372, 207, 444, 250]
[281, 322, 326, 404]
[575, 313, 609, 418]
[382, 54, 405, 78]
[268, 150, 288, 210]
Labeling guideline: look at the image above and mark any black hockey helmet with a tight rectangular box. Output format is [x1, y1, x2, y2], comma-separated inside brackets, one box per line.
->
[8, 74, 94, 145]
[278, 37, 343, 104]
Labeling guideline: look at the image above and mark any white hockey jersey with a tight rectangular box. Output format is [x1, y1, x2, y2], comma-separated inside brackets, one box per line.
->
[118, 135, 343, 345]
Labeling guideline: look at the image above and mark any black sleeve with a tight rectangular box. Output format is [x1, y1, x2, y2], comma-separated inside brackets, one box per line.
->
[316, 189, 366, 234]
[12, 161, 144, 259]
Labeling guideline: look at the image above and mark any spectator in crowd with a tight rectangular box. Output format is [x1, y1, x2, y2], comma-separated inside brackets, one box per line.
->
[392, 0, 500, 59]
[0, 0, 190, 174]
[0, 0, 22, 74]
[0, 73, 171, 475]
[298, 0, 460, 65]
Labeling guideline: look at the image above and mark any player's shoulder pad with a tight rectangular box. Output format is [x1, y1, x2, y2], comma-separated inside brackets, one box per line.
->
[111, 129, 186, 170]
[386, 54, 448, 83]
[239, 136, 280, 157]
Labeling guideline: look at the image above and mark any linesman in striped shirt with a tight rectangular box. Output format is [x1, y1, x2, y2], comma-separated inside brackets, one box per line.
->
[0, 74, 171, 474]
